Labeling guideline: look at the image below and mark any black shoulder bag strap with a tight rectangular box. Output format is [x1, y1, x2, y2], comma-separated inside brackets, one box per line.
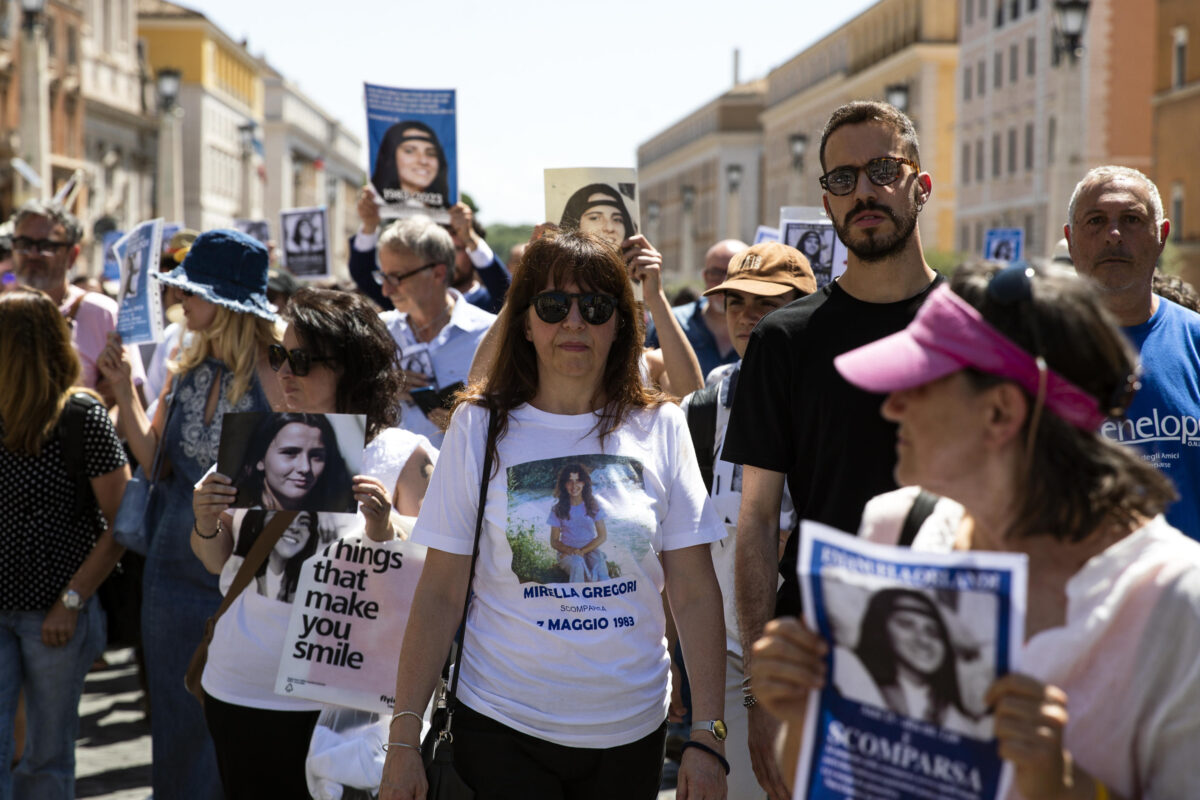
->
[686, 384, 720, 495]
[58, 392, 104, 517]
[898, 489, 940, 547]
[430, 406, 498, 757]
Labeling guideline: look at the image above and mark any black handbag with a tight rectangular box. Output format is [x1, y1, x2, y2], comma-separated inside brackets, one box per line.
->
[419, 407, 497, 800]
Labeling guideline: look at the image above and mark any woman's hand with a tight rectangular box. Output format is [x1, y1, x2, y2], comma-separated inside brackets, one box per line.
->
[357, 186, 382, 235]
[41, 603, 80, 647]
[379, 746, 427, 800]
[355, 475, 394, 541]
[987, 673, 1074, 799]
[749, 617, 829, 726]
[622, 234, 664, 299]
[97, 332, 136, 405]
[677, 745, 728, 800]
[193, 472, 236, 536]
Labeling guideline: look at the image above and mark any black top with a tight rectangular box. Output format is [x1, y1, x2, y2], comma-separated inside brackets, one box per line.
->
[721, 277, 943, 611]
[0, 401, 127, 610]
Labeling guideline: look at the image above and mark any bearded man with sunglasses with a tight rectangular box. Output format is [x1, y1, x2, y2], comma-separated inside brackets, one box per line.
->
[11, 200, 146, 396]
[374, 215, 495, 446]
[719, 101, 943, 800]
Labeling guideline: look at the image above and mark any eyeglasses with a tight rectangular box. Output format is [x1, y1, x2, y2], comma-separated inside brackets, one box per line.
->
[818, 156, 919, 197]
[372, 262, 439, 288]
[530, 291, 618, 325]
[986, 263, 1047, 463]
[12, 236, 72, 256]
[268, 343, 335, 377]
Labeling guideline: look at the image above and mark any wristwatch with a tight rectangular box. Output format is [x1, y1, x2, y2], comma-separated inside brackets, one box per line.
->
[61, 589, 82, 610]
[691, 719, 728, 742]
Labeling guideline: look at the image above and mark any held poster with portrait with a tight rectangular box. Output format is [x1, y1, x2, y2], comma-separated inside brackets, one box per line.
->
[365, 83, 457, 223]
[113, 218, 165, 345]
[983, 229, 1024, 264]
[234, 218, 271, 246]
[275, 528, 426, 713]
[217, 412, 367, 513]
[780, 207, 847, 289]
[795, 522, 1028, 800]
[279, 206, 330, 279]
[545, 167, 640, 299]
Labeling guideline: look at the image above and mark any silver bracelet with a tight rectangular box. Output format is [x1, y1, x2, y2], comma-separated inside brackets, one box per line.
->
[382, 741, 421, 753]
[390, 710, 423, 725]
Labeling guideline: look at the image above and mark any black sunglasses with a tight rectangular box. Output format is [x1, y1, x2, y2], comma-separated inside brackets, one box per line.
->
[372, 262, 439, 288]
[530, 291, 617, 325]
[268, 343, 335, 377]
[818, 156, 919, 197]
[12, 236, 71, 255]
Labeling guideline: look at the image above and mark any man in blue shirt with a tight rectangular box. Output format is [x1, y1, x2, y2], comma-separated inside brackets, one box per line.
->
[645, 239, 745, 380]
[1066, 165, 1200, 539]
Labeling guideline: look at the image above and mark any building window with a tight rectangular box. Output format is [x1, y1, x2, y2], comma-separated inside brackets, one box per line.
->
[1029, 0, 1037, 9]
[1010, 44, 1019, 83]
[974, 221, 984, 253]
[995, 0, 1004, 27]
[966, 0, 974, 26]
[1174, 28, 1188, 89]
[1007, 128, 1017, 174]
[45, 17, 55, 57]
[960, 224, 970, 251]
[992, 133, 1002, 177]
[994, 52, 1003, 88]
[66, 24, 77, 66]
[1172, 184, 1184, 242]
[1024, 122, 1034, 170]
[1047, 116, 1056, 164]
[1027, 36, 1036, 75]
[964, 65, 973, 100]
[975, 138, 984, 182]
[962, 143, 971, 185]
[978, 60, 987, 95]
[980, 0, 987, 15]
[1010, 0, 1020, 21]
[1024, 214, 1036, 254]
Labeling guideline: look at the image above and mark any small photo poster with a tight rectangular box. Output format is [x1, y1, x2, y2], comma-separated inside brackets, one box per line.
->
[794, 521, 1028, 800]
[780, 207, 847, 289]
[280, 206, 329, 279]
[234, 219, 272, 245]
[217, 412, 367, 514]
[101, 230, 124, 282]
[984, 228, 1023, 263]
[113, 219, 165, 345]
[753, 225, 780, 244]
[365, 83, 457, 222]
[545, 167, 639, 249]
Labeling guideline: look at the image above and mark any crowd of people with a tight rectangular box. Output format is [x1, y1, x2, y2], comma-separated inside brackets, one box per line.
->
[0, 97, 1196, 800]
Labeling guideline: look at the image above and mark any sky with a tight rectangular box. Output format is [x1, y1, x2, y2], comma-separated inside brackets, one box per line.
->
[191, 0, 881, 225]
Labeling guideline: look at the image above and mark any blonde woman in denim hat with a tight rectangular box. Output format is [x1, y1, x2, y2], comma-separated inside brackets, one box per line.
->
[99, 229, 284, 800]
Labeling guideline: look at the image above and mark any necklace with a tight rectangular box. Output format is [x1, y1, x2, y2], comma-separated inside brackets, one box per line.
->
[411, 301, 454, 341]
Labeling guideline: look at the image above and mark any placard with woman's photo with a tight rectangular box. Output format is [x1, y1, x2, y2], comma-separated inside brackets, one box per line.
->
[545, 167, 640, 298]
[216, 412, 367, 513]
[365, 83, 457, 222]
[795, 521, 1028, 800]
[113, 218, 165, 345]
[279, 206, 329, 279]
[780, 207, 847, 289]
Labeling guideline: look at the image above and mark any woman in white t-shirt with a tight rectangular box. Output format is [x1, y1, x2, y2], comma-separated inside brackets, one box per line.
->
[381, 230, 728, 800]
[749, 263, 1200, 800]
[191, 287, 436, 800]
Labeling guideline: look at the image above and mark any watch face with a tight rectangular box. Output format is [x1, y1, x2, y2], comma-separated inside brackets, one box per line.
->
[713, 719, 728, 741]
[62, 590, 81, 610]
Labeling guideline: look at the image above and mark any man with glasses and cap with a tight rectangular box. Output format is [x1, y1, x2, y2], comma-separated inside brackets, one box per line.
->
[11, 200, 145, 398]
[720, 101, 943, 800]
[374, 214, 495, 446]
[1066, 165, 1200, 540]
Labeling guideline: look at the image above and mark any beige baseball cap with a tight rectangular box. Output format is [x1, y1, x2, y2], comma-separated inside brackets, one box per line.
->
[703, 241, 817, 298]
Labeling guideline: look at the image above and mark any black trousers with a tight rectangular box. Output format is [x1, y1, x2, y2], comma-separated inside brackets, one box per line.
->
[451, 702, 667, 800]
[202, 690, 320, 799]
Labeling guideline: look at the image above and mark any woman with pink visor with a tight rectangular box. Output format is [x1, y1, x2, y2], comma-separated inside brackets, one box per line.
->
[749, 262, 1200, 799]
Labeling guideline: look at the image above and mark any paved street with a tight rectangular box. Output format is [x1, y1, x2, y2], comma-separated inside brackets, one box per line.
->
[71, 647, 678, 799]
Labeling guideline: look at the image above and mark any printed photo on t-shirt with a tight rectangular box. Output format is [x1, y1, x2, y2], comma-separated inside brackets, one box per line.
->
[505, 455, 655, 585]
[226, 509, 350, 603]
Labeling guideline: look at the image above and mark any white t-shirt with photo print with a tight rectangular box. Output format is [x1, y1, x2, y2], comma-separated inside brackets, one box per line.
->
[411, 401, 724, 748]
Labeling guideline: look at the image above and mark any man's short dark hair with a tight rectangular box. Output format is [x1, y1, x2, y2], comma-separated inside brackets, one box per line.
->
[819, 101, 921, 173]
[12, 200, 82, 245]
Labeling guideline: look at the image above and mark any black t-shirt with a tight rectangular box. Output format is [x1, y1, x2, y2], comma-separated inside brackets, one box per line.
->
[720, 277, 944, 612]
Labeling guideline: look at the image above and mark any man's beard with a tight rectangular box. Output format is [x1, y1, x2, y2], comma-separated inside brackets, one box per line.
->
[832, 197, 919, 263]
[15, 260, 60, 293]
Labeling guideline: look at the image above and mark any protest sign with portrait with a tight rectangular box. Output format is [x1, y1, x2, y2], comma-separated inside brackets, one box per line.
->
[279, 206, 329, 279]
[113, 219, 164, 345]
[794, 521, 1028, 800]
[984, 228, 1023, 263]
[545, 167, 640, 298]
[234, 219, 272, 246]
[217, 412, 366, 514]
[780, 207, 847, 289]
[365, 84, 457, 222]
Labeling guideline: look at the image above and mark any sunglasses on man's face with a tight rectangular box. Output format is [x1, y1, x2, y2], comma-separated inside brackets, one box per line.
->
[12, 236, 71, 256]
[818, 156, 919, 197]
[268, 343, 335, 377]
[530, 291, 618, 325]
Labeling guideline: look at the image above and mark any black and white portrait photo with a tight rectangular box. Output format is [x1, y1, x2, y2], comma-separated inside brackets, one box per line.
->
[234, 219, 272, 245]
[217, 412, 366, 514]
[279, 206, 330, 279]
[783, 221, 835, 286]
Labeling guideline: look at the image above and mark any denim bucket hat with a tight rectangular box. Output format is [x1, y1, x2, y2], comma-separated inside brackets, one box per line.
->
[156, 229, 278, 321]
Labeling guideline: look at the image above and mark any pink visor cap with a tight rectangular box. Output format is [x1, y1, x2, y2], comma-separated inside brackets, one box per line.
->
[833, 285, 1107, 430]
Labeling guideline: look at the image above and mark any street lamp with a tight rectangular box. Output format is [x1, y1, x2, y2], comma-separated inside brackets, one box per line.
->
[157, 68, 181, 112]
[646, 200, 660, 224]
[238, 122, 256, 157]
[21, 0, 45, 32]
[789, 133, 808, 172]
[726, 163, 743, 194]
[1053, 0, 1090, 63]
[681, 185, 696, 213]
[885, 83, 910, 114]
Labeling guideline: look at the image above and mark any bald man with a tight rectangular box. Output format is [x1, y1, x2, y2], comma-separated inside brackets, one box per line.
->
[646, 239, 747, 379]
